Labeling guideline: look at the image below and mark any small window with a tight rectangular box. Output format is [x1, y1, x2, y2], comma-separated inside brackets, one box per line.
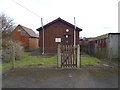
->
[95, 40, 97, 43]
[21, 31, 26, 35]
[18, 29, 21, 32]
[66, 29, 69, 32]
[66, 35, 68, 38]
[55, 38, 61, 42]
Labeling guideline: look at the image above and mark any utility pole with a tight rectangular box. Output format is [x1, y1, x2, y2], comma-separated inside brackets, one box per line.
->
[74, 17, 76, 48]
[41, 18, 44, 54]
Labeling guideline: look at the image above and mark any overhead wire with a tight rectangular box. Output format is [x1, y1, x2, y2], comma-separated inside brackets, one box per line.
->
[11, 0, 49, 23]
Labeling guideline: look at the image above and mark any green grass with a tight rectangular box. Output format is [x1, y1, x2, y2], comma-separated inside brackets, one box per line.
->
[2, 62, 12, 72]
[81, 56, 102, 66]
[15, 54, 57, 67]
[2, 52, 103, 72]
[2, 52, 57, 72]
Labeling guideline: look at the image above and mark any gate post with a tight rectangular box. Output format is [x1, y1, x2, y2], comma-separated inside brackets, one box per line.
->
[12, 46, 15, 69]
[77, 45, 80, 68]
[58, 44, 61, 68]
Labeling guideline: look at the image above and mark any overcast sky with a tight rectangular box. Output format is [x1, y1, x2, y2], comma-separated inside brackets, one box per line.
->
[0, 0, 119, 38]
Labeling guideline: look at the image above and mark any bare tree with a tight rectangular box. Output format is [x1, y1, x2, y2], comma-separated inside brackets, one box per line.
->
[0, 13, 15, 39]
[0, 13, 24, 63]
[0, 13, 15, 31]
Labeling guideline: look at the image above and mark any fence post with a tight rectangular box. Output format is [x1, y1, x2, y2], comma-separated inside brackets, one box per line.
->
[77, 45, 80, 68]
[58, 44, 61, 68]
[12, 46, 15, 69]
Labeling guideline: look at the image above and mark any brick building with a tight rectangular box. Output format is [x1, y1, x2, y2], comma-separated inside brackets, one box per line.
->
[11, 24, 39, 50]
[37, 18, 82, 53]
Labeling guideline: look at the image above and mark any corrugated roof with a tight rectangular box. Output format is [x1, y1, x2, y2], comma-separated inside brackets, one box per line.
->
[88, 34, 108, 42]
[83, 33, 120, 42]
[20, 25, 39, 38]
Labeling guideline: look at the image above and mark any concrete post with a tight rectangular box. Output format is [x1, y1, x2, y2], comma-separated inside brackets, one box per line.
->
[77, 45, 80, 68]
[12, 46, 15, 69]
[58, 44, 61, 68]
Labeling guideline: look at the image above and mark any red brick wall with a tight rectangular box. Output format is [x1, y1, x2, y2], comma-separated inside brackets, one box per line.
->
[11, 25, 39, 50]
[11, 26, 29, 49]
[29, 38, 39, 50]
[39, 21, 80, 53]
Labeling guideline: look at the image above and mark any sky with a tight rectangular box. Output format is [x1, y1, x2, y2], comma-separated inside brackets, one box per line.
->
[0, 0, 119, 38]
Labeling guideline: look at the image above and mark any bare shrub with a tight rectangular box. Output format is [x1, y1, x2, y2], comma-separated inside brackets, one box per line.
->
[2, 39, 24, 62]
[14, 41, 24, 60]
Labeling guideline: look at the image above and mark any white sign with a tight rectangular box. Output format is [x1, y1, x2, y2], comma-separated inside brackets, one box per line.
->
[55, 38, 61, 42]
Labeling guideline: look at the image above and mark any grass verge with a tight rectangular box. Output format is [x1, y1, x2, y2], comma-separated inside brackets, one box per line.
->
[81, 56, 102, 66]
[2, 52, 103, 72]
[15, 53, 57, 67]
[2, 52, 57, 72]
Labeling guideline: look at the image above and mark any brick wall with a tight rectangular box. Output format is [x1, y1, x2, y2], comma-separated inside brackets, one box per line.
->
[11, 26, 29, 49]
[29, 38, 39, 50]
[39, 21, 80, 53]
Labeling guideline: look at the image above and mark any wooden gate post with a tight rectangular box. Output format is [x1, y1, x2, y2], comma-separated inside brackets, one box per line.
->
[58, 44, 61, 68]
[77, 45, 80, 68]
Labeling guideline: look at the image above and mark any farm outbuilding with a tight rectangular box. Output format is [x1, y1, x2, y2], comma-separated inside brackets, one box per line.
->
[37, 18, 82, 53]
[11, 25, 39, 51]
[82, 33, 120, 61]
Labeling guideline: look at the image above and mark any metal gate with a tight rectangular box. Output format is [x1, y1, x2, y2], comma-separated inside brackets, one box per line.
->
[58, 44, 81, 68]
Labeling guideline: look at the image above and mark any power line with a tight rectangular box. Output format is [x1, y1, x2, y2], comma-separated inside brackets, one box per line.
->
[11, 0, 49, 23]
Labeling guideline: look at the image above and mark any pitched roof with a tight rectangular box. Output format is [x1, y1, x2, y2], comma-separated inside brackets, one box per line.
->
[36, 18, 82, 31]
[18, 25, 39, 38]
